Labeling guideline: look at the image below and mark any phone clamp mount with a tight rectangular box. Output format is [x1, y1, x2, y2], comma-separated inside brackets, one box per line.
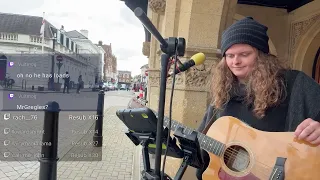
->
[173, 127, 204, 180]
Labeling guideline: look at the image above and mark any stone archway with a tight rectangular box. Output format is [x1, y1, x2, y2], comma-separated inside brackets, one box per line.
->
[0, 54, 8, 81]
[292, 15, 320, 77]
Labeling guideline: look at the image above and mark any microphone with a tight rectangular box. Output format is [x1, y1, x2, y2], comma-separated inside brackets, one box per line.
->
[168, 52, 206, 77]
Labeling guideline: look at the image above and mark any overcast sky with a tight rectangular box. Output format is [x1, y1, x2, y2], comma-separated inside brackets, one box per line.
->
[0, 0, 148, 76]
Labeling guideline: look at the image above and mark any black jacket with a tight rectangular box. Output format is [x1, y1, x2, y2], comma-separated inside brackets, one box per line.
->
[198, 70, 320, 133]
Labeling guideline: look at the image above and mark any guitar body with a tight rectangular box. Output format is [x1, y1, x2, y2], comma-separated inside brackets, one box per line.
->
[202, 116, 320, 180]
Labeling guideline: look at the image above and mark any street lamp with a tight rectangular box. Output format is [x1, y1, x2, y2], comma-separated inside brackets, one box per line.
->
[49, 32, 56, 90]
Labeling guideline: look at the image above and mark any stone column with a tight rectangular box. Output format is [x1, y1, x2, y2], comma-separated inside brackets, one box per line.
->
[146, 0, 166, 108]
[146, 0, 237, 179]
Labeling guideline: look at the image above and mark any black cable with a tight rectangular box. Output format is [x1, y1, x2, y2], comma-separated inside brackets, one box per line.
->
[161, 51, 178, 180]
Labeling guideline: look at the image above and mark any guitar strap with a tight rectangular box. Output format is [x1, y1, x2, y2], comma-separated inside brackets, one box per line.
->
[202, 109, 220, 134]
[282, 70, 299, 131]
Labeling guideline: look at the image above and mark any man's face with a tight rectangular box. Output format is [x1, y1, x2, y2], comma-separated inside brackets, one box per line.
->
[225, 44, 258, 82]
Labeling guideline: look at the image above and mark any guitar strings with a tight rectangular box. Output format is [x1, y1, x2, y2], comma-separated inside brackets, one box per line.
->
[223, 150, 272, 169]
[221, 149, 273, 178]
[221, 151, 272, 179]
[202, 139, 274, 171]
[224, 148, 273, 169]
[202, 140, 274, 171]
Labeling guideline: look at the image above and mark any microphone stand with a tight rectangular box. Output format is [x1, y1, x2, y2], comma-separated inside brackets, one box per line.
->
[134, 7, 186, 180]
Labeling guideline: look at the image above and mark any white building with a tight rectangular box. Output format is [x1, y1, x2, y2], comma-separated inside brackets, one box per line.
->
[66, 30, 105, 83]
[0, 13, 103, 89]
[96, 42, 106, 81]
[97, 46, 105, 81]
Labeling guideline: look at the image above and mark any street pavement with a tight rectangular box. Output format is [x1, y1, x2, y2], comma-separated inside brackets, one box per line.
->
[0, 90, 141, 180]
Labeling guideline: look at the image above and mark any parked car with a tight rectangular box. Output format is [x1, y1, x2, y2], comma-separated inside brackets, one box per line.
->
[92, 82, 107, 91]
[120, 84, 126, 90]
[108, 84, 115, 91]
[104, 83, 109, 91]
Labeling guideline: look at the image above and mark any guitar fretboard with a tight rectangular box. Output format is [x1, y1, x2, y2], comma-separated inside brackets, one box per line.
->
[153, 111, 225, 157]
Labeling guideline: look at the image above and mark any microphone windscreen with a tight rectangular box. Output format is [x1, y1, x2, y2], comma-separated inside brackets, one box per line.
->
[191, 53, 206, 65]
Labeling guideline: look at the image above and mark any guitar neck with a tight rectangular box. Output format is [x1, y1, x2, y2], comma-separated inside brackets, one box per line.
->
[152, 110, 225, 157]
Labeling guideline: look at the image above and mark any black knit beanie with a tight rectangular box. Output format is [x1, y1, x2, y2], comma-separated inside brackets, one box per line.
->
[221, 17, 269, 56]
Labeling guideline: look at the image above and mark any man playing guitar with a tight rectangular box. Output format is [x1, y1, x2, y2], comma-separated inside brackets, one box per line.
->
[196, 17, 320, 179]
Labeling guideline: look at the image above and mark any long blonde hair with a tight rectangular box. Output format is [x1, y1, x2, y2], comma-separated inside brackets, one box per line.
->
[210, 51, 289, 118]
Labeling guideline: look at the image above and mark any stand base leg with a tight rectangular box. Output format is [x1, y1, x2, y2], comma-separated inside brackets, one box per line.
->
[173, 156, 190, 180]
[141, 169, 172, 180]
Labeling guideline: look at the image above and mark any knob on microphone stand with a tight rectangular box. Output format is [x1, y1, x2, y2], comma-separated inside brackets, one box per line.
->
[174, 58, 184, 69]
[167, 57, 184, 77]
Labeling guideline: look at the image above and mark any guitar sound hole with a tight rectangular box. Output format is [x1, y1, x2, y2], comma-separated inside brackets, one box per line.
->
[223, 145, 250, 172]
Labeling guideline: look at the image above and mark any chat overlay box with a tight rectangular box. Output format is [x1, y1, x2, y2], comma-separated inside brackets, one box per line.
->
[1, 53, 102, 111]
[0, 111, 102, 161]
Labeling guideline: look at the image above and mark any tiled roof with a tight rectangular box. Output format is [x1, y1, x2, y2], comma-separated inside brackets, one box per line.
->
[66, 30, 87, 39]
[0, 12, 56, 38]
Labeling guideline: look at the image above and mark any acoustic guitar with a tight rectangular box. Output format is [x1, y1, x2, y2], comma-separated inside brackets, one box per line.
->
[127, 97, 320, 180]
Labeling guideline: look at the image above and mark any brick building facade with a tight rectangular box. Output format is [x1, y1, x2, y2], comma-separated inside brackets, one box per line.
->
[99, 42, 117, 83]
[117, 70, 132, 84]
